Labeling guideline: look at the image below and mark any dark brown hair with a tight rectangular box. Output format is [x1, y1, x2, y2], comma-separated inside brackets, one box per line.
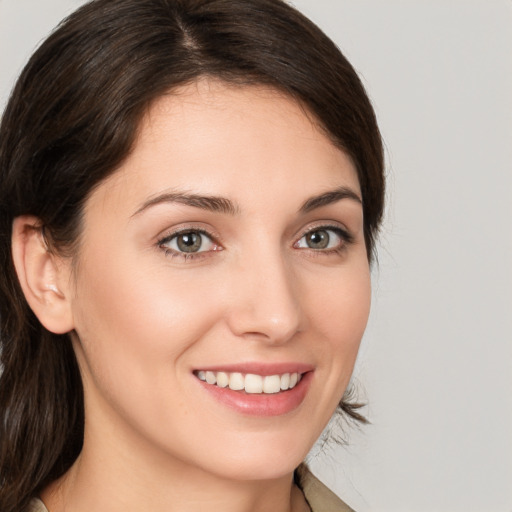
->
[0, 0, 384, 510]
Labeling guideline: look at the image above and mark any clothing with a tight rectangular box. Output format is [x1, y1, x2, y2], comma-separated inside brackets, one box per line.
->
[28, 464, 354, 512]
[295, 464, 354, 512]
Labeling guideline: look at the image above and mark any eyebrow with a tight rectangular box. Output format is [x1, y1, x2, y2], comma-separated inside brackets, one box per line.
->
[299, 186, 362, 213]
[132, 191, 240, 217]
[132, 185, 361, 218]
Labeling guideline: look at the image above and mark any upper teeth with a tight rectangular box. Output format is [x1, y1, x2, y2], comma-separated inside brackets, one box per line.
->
[195, 371, 302, 394]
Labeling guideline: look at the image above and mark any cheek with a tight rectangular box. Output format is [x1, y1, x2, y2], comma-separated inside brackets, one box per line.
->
[316, 258, 370, 320]
[69, 250, 223, 387]
[308, 262, 371, 367]
[69, 256, 225, 440]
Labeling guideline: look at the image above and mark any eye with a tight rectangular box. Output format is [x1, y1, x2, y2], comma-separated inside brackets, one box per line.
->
[159, 229, 219, 255]
[294, 227, 349, 251]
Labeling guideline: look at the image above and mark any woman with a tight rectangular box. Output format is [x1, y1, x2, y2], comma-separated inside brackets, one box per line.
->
[0, 0, 384, 511]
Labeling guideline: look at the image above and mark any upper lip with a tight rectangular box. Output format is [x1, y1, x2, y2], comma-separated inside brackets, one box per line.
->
[193, 362, 314, 376]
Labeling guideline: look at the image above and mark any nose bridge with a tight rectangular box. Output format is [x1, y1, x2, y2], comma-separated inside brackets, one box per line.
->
[226, 242, 302, 344]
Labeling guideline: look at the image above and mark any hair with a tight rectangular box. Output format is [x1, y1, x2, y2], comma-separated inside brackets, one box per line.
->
[0, 0, 384, 509]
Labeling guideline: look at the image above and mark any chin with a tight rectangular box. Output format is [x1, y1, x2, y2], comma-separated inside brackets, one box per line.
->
[181, 428, 316, 483]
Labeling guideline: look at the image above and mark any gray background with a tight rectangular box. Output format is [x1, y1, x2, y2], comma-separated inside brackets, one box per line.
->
[1, 1, 511, 511]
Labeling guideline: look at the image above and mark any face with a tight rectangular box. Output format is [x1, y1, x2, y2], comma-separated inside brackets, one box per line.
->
[66, 80, 371, 482]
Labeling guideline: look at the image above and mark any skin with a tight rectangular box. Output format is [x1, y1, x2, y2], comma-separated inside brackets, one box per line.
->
[35, 80, 371, 512]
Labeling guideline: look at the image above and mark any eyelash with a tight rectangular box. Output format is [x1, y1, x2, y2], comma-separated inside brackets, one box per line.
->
[157, 228, 220, 261]
[295, 225, 354, 255]
[157, 224, 354, 261]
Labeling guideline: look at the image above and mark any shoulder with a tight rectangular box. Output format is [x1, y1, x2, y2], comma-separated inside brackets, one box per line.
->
[295, 463, 355, 512]
[27, 498, 49, 512]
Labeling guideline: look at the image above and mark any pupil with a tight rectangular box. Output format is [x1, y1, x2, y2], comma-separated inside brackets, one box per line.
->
[307, 230, 329, 249]
[177, 232, 201, 252]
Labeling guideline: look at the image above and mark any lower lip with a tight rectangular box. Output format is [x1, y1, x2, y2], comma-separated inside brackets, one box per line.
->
[196, 372, 313, 417]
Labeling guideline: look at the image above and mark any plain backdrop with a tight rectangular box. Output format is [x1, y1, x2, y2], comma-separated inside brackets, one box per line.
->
[1, 1, 511, 511]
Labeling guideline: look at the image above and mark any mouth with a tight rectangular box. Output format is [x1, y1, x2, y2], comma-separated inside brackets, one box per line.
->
[193, 364, 314, 417]
[192, 363, 313, 416]
[194, 370, 303, 394]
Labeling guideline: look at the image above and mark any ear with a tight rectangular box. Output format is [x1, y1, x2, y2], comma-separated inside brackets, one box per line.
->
[11, 215, 75, 334]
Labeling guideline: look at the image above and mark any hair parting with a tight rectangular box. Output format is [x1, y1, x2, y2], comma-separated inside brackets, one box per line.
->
[0, 1, 384, 509]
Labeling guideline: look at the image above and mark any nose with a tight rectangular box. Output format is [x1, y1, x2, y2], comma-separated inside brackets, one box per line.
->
[224, 249, 302, 345]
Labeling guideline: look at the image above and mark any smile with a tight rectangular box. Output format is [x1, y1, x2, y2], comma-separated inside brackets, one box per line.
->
[195, 370, 303, 394]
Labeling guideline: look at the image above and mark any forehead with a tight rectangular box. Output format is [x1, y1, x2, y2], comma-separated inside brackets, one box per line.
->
[86, 80, 360, 218]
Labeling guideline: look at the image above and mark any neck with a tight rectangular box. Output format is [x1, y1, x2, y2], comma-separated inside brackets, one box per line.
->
[41, 420, 310, 512]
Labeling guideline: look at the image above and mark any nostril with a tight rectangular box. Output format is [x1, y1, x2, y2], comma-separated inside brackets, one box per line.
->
[223, 260, 302, 343]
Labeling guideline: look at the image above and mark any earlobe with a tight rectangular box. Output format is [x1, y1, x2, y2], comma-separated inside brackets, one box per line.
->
[11, 216, 75, 334]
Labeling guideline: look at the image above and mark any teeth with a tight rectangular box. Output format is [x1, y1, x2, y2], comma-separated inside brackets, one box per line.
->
[216, 371, 229, 388]
[263, 375, 281, 394]
[228, 372, 244, 391]
[245, 374, 263, 394]
[205, 371, 216, 385]
[196, 370, 303, 394]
